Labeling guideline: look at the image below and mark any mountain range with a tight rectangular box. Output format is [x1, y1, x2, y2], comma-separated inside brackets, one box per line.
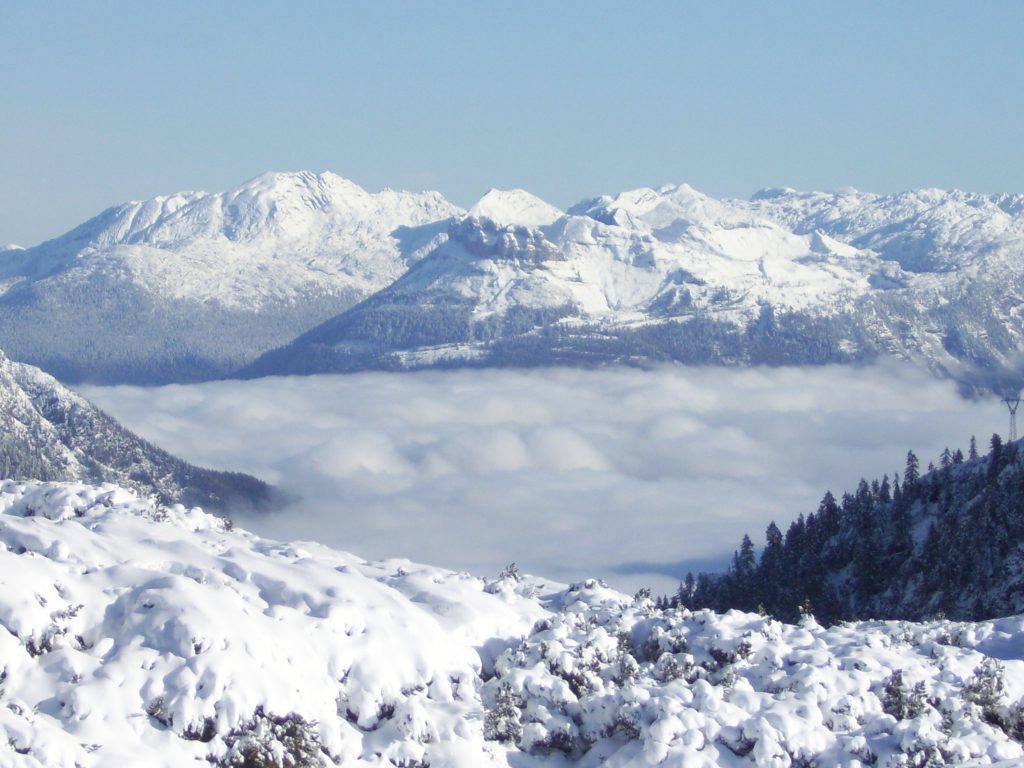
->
[3, 173, 1024, 389]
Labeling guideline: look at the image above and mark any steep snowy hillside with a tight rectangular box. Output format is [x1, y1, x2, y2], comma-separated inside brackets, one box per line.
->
[0, 351, 272, 511]
[0, 172, 462, 383]
[4, 480, 1024, 767]
[246, 183, 1024, 389]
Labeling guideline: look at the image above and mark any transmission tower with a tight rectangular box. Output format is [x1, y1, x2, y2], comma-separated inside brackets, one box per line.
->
[1004, 396, 1021, 441]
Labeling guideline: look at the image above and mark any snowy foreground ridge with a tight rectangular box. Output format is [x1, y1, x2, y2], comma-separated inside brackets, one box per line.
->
[3, 483, 1024, 767]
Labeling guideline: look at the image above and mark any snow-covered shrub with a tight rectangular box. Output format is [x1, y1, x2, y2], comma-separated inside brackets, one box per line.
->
[652, 651, 689, 682]
[483, 561, 541, 597]
[183, 716, 217, 743]
[218, 708, 325, 768]
[483, 682, 522, 744]
[883, 669, 927, 720]
[964, 657, 1006, 725]
[146, 696, 172, 728]
[1003, 703, 1024, 744]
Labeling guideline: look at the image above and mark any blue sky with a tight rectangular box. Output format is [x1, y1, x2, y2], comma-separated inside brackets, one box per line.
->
[2, 2, 1022, 245]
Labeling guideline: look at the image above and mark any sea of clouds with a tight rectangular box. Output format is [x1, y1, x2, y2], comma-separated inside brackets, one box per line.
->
[83, 363, 1003, 597]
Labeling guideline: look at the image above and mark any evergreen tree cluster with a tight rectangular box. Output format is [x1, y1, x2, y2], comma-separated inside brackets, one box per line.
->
[675, 435, 1024, 624]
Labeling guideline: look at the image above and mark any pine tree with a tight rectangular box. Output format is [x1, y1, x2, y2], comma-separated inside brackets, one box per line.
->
[758, 522, 785, 614]
[989, 434, 1005, 480]
[818, 491, 840, 536]
[737, 534, 756, 577]
[969, 436, 979, 460]
[762, 522, 783, 563]
[882, 670, 907, 718]
[904, 450, 920, 485]
[940, 447, 953, 469]
[676, 572, 696, 608]
[878, 475, 892, 503]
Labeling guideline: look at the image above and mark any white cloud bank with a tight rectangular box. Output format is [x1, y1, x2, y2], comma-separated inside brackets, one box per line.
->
[83, 364, 1004, 596]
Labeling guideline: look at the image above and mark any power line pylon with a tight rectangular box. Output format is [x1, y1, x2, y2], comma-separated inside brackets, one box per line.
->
[1004, 396, 1021, 442]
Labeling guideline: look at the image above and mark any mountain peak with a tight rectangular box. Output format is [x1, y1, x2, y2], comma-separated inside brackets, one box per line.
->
[468, 188, 563, 228]
[750, 186, 798, 201]
[233, 170, 369, 203]
[573, 183, 747, 230]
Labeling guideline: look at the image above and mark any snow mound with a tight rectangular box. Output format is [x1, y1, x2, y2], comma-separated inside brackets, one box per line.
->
[4, 481, 1024, 766]
[0, 481, 545, 767]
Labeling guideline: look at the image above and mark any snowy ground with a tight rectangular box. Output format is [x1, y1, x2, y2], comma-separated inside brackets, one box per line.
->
[3, 480, 1024, 767]
[81, 364, 1003, 597]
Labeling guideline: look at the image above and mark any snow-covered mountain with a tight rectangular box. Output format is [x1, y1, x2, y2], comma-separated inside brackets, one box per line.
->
[245, 183, 1024, 391]
[749, 186, 1024, 273]
[4, 479, 1024, 766]
[0, 172, 461, 383]
[6, 174, 1024, 388]
[0, 350, 272, 511]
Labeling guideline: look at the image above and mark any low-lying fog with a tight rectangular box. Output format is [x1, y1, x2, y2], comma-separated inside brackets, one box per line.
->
[83, 364, 1003, 597]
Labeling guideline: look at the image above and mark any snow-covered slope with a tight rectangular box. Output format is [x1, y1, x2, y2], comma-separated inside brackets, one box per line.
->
[0, 350, 272, 511]
[0, 172, 462, 383]
[4, 480, 1024, 766]
[247, 183, 1024, 390]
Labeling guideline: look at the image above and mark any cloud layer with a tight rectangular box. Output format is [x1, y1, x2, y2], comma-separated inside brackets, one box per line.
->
[83, 364, 1004, 596]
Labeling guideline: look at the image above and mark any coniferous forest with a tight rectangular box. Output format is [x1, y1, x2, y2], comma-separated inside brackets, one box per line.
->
[672, 435, 1024, 624]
